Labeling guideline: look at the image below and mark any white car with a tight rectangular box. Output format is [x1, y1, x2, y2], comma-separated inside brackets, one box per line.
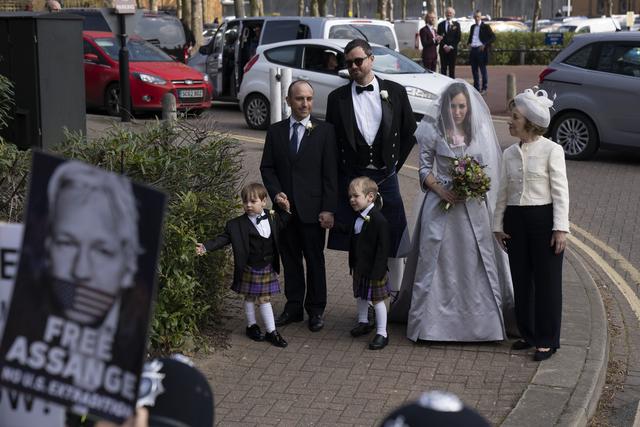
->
[238, 39, 452, 129]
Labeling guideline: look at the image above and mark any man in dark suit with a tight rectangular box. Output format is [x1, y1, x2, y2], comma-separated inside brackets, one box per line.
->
[326, 38, 417, 294]
[419, 12, 441, 72]
[437, 6, 461, 78]
[468, 10, 496, 95]
[260, 80, 338, 332]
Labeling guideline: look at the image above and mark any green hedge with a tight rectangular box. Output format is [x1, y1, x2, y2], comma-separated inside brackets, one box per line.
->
[0, 120, 244, 353]
[403, 31, 576, 66]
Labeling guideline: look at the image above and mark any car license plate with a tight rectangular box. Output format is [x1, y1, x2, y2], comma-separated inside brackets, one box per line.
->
[179, 89, 203, 98]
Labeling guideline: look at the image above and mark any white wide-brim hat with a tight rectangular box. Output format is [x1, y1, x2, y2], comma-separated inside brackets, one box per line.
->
[513, 87, 554, 128]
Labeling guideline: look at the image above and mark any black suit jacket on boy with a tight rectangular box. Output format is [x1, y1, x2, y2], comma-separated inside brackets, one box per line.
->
[326, 77, 417, 175]
[260, 117, 338, 223]
[467, 22, 496, 48]
[339, 207, 390, 281]
[437, 19, 461, 52]
[204, 211, 288, 287]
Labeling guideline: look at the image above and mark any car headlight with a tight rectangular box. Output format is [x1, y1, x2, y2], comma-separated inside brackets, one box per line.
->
[203, 73, 209, 82]
[135, 73, 167, 85]
[405, 86, 437, 100]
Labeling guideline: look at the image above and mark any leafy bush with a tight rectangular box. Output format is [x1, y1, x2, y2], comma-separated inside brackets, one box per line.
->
[0, 74, 14, 143]
[403, 32, 575, 65]
[0, 119, 244, 353]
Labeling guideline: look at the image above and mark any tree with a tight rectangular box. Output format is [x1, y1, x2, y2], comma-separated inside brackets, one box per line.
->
[345, 0, 353, 16]
[234, 0, 245, 18]
[605, 0, 614, 16]
[470, 0, 476, 14]
[149, 0, 158, 12]
[532, 0, 541, 33]
[388, 0, 394, 21]
[176, 0, 182, 19]
[401, 0, 407, 19]
[377, 0, 388, 20]
[182, 0, 191, 28]
[298, 0, 305, 15]
[318, 0, 328, 16]
[192, 0, 203, 50]
[310, 0, 319, 16]
[493, 0, 502, 18]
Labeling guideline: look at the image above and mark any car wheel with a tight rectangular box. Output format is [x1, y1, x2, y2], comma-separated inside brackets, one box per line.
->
[105, 83, 121, 116]
[244, 93, 270, 130]
[551, 112, 598, 160]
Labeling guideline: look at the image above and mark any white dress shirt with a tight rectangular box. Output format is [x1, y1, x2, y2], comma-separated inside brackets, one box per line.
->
[248, 211, 272, 238]
[354, 203, 375, 235]
[289, 115, 311, 153]
[492, 136, 570, 233]
[351, 78, 382, 145]
[470, 24, 483, 47]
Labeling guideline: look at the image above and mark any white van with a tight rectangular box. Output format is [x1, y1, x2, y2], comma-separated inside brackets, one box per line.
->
[558, 17, 621, 33]
[191, 16, 399, 101]
[394, 19, 425, 50]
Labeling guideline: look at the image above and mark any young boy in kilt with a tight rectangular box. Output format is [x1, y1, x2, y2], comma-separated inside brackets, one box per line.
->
[196, 182, 289, 348]
[345, 177, 391, 350]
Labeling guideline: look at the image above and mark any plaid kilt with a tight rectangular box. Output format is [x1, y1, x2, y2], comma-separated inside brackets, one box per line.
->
[353, 272, 390, 304]
[232, 264, 280, 298]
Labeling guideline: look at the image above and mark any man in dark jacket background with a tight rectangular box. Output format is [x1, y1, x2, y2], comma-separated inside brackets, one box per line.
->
[468, 10, 496, 95]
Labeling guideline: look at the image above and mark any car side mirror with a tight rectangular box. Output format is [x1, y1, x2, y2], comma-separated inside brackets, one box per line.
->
[84, 53, 99, 63]
[338, 69, 350, 79]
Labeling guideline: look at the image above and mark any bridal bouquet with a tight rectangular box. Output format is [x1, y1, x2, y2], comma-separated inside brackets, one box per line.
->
[440, 155, 491, 211]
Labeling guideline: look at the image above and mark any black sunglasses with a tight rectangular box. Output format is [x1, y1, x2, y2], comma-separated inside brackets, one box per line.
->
[345, 56, 370, 68]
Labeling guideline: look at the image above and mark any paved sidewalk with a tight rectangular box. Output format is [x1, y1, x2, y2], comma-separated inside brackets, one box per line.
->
[192, 134, 607, 426]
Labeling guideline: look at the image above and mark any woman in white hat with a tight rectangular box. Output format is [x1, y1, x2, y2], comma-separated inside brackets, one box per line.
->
[493, 88, 570, 361]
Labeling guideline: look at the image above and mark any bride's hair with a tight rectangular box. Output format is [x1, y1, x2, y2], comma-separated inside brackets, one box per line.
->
[440, 82, 473, 144]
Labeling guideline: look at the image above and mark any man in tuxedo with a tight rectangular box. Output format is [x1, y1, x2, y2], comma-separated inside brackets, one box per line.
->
[419, 12, 441, 72]
[468, 10, 496, 95]
[326, 38, 416, 293]
[260, 80, 338, 332]
[437, 6, 461, 78]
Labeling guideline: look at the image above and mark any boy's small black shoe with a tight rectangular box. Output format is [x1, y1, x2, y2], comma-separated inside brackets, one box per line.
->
[265, 330, 288, 348]
[350, 322, 375, 337]
[368, 334, 389, 350]
[511, 340, 533, 351]
[533, 348, 556, 361]
[246, 324, 264, 341]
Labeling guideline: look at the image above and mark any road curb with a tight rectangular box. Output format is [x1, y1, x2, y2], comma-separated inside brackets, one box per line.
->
[501, 249, 608, 426]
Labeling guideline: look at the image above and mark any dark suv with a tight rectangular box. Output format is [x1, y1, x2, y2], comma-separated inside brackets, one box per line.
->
[60, 8, 189, 63]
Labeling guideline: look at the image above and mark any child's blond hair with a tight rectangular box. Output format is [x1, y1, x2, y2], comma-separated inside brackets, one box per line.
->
[349, 176, 378, 197]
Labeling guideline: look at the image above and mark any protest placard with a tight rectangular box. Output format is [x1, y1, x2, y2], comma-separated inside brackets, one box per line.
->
[0, 152, 166, 423]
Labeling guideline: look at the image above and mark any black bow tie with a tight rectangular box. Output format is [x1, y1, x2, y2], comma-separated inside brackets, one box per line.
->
[355, 84, 374, 94]
[256, 213, 268, 224]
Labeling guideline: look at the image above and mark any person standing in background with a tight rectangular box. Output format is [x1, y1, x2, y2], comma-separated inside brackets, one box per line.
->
[437, 7, 461, 78]
[468, 10, 495, 95]
[419, 12, 441, 72]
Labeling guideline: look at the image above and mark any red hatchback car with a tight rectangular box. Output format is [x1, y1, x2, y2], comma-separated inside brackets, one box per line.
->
[83, 31, 213, 115]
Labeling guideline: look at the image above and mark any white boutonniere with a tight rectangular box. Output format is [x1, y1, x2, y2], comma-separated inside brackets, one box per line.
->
[269, 209, 275, 216]
[380, 90, 389, 102]
[305, 121, 315, 135]
[364, 215, 370, 222]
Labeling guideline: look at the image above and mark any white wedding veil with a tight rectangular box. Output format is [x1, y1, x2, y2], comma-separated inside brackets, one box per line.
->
[415, 79, 503, 216]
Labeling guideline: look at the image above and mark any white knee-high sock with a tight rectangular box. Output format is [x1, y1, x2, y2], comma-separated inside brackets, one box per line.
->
[244, 301, 257, 327]
[357, 298, 369, 323]
[387, 257, 405, 292]
[374, 301, 388, 337]
[259, 302, 276, 333]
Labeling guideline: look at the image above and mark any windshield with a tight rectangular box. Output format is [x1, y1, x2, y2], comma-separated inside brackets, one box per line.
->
[136, 15, 186, 48]
[371, 46, 425, 74]
[558, 25, 578, 32]
[329, 24, 397, 50]
[95, 37, 174, 62]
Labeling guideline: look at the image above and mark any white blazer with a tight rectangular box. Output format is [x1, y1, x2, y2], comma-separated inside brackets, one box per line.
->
[493, 136, 570, 233]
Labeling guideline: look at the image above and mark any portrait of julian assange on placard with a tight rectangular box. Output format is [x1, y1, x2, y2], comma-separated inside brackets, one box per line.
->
[0, 152, 166, 423]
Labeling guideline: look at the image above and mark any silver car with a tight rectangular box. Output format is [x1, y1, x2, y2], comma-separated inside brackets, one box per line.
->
[539, 32, 640, 160]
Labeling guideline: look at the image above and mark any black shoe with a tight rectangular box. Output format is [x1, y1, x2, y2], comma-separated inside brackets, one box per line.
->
[275, 311, 303, 327]
[265, 330, 288, 348]
[511, 340, 533, 351]
[350, 322, 374, 337]
[245, 324, 264, 342]
[308, 315, 324, 332]
[533, 348, 556, 361]
[368, 334, 388, 350]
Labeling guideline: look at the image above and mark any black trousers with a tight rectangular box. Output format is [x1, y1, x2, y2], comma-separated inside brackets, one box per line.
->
[504, 204, 563, 349]
[279, 214, 327, 317]
[469, 47, 489, 91]
[439, 49, 457, 78]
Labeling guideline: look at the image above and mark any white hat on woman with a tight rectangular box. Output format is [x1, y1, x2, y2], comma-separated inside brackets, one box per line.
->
[513, 87, 554, 128]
